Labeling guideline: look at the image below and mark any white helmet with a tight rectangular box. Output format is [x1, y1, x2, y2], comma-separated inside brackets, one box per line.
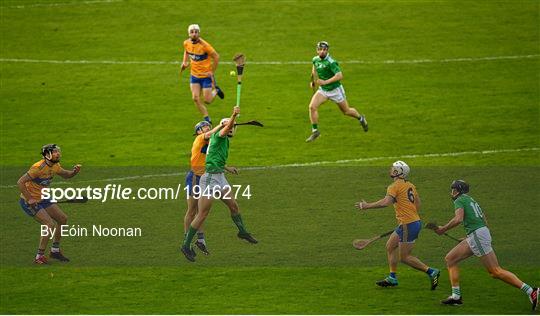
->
[188, 24, 200, 34]
[391, 160, 410, 179]
[219, 118, 230, 126]
[220, 118, 236, 137]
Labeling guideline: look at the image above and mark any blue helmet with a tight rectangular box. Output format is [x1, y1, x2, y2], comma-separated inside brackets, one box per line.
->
[193, 121, 211, 135]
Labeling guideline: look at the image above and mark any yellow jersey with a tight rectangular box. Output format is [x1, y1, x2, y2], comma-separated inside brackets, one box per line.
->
[21, 160, 62, 201]
[190, 134, 209, 176]
[386, 179, 420, 225]
[183, 38, 216, 78]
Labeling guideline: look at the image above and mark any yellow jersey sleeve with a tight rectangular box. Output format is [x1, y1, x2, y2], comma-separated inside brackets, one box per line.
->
[203, 40, 215, 55]
[386, 183, 398, 199]
[52, 163, 63, 174]
[27, 165, 41, 179]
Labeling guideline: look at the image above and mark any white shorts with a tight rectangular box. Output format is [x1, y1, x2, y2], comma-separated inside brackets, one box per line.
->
[317, 85, 347, 103]
[199, 172, 230, 195]
[466, 226, 493, 257]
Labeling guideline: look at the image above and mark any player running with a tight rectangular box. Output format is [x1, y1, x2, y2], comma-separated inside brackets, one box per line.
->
[180, 106, 258, 262]
[435, 180, 538, 310]
[182, 24, 224, 124]
[183, 120, 222, 255]
[17, 144, 81, 264]
[355, 161, 440, 290]
[306, 41, 368, 142]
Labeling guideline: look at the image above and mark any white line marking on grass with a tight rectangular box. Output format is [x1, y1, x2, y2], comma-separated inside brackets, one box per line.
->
[4, 0, 122, 9]
[1, 147, 537, 189]
[1, 54, 538, 66]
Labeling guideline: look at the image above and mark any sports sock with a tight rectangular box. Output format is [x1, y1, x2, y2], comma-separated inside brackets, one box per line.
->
[182, 226, 197, 248]
[51, 242, 60, 253]
[451, 286, 461, 299]
[197, 232, 205, 243]
[36, 249, 45, 259]
[204, 116, 211, 123]
[311, 124, 318, 132]
[231, 214, 248, 234]
[521, 283, 533, 296]
[426, 267, 435, 275]
[390, 272, 397, 279]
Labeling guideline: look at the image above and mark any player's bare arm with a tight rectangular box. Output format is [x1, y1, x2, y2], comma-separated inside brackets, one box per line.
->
[210, 50, 219, 74]
[310, 65, 317, 89]
[181, 50, 189, 72]
[204, 124, 223, 140]
[316, 71, 343, 86]
[219, 106, 240, 137]
[355, 195, 394, 210]
[17, 173, 36, 204]
[57, 164, 82, 179]
[224, 166, 239, 175]
[436, 208, 464, 234]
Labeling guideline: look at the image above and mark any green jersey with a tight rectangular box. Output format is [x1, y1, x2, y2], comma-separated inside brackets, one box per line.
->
[453, 194, 487, 235]
[205, 132, 229, 173]
[312, 55, 342, 91]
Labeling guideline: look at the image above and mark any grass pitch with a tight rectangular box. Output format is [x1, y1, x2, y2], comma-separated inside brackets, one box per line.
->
[1, 0, 539, 314]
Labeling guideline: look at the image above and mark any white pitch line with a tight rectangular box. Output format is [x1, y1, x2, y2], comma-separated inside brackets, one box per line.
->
[0, 54, 538, 66]
[4, 0, 122, 9]
[1, 147, 538, 189]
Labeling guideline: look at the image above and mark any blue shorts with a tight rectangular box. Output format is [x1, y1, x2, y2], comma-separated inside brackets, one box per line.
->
[395, 220, 422, 243]
[185, 171, 201, 197]
[19, 198, 53, 217]
[190, 75, 213, 89]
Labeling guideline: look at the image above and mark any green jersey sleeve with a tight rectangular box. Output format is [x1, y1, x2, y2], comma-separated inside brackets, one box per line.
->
[329, 60, 341, 74]
[453, 198, 465, 210]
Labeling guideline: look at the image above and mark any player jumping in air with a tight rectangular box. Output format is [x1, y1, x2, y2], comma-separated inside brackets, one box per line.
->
[435, 180, 538, 310]
[17, 144, 81, 264]
[306, 41, 368, 142]
[355, 161, 440, 290]
[183, 120, 222, 255]
[182, 24, 224, 124]
[180, 106, 257, 262]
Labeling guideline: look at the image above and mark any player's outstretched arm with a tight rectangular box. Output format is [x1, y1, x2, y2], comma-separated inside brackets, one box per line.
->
[436, 208, 464, 234]
[58, 164, 82, 179]
[204, 124, 223, 140]
[355, 195, 394, 210]
[219, 106, 240, 137]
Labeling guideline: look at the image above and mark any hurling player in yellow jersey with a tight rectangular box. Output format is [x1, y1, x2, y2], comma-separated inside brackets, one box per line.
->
[183, 121, 222, 255]
[181, 24, 224, 124]
[17, 144, 81, 264]
[355, 161, 440, 290]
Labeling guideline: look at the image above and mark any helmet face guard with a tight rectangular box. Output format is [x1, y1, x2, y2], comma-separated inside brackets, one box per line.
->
[41, 144, 61, 162]
[219, 118, 236, 137]
[193, 121, 212, 135]
[390, 160, 410, 179]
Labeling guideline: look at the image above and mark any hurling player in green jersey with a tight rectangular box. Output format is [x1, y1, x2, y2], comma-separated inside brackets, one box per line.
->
[180, 106, 258, 262]
[306, 41, 368, 142]
[435, 180, 538, 310]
